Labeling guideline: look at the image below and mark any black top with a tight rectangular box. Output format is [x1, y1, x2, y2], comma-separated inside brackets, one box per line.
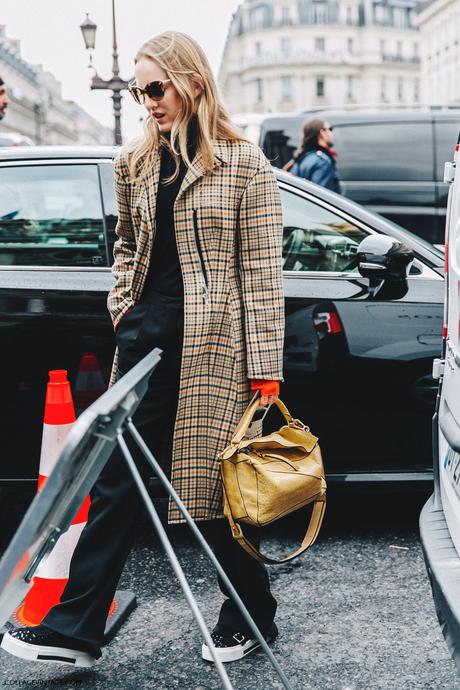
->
[140, 120, 198, 301]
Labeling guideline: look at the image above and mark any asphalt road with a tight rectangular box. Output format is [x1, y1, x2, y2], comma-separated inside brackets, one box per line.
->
[1, 489, 459, 690]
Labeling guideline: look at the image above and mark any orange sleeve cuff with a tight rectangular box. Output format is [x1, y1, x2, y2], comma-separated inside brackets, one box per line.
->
[249, 380, 280, 396]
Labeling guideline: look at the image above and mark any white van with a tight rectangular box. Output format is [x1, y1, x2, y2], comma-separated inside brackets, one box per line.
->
[420, 131, 460, 669]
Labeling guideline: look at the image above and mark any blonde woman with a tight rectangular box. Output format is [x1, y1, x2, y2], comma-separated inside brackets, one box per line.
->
[1, 32, 285, 667]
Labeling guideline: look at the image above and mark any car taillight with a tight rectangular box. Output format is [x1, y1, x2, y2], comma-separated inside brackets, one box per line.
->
[314, 311, 343, 336]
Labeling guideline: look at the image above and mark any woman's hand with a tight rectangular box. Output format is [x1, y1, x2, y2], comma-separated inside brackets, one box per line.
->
[249, 380, 280, 408]
[259, 392, 279, 408]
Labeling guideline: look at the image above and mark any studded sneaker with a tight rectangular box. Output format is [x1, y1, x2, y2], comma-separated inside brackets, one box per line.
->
[201, 622, 278, 663]
[1, 625, 101, 667]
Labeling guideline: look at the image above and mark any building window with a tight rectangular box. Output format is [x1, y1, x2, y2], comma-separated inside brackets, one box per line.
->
[380, 75, 387, 101]
[394, 7, 405, 28]
[316, 76, 325, 97]
[281, 37, 291, 56]
[255, 41, 261, 56]
[346, 6, 353, 24]
[281, 6, 291, 25]
[406, 7, 412, 28]
[313, 1, 328, 24]
[347, 75, 353, 99]
[414, 78, 420, 102]
[255, 78, 263, 103]
[347, 38, 354, 54]
[374, 3, 385, 24]
[281, 75, 293, 101]
[398, 77, 404, 101]
[251, 5, 271, 30]
[413, 42, 419, 60]
[396, 41, 402, 60]
[315, 37, 325, 52]
[393, 7, 412, 29]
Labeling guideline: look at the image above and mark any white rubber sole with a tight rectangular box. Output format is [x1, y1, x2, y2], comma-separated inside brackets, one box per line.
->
[202, 637, 261, 663]
[1, 632, 97, 668]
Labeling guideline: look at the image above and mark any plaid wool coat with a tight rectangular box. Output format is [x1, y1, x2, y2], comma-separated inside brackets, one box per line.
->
[107, 138, 285, 523]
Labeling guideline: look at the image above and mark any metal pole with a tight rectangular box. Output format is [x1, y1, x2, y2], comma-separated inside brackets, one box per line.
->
[111, 0, 121, 78]
[116, 432, 236, 690]
[111, 0, 122, 145]
[112, 90, 123, 146]
[127, 420, 295, 690]
[86, 0, 129, 145]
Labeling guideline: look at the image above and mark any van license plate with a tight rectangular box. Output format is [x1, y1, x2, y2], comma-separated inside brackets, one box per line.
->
[444, 448, 460, 498]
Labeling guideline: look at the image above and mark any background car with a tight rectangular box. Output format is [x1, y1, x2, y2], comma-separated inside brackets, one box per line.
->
[0, 132, 35, 148]
[0, 146, 444, 498]
[234, 107, 460, 246]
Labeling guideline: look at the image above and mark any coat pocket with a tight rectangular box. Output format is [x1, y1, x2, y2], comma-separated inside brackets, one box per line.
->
[192, 209, 209, 304]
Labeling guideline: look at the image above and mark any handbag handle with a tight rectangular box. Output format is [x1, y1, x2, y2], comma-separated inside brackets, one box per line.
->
[223, 486, 326, 565]
[232, 392, 294, 445]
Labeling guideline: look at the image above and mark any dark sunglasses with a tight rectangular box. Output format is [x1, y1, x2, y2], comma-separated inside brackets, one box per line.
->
[128, 79, 172, 104]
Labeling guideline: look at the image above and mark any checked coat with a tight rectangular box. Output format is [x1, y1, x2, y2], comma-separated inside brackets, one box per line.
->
[107, 138, 285, 524]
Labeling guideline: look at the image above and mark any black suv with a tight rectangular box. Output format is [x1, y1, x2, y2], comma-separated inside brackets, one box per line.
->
[0, 146, 444, 492]
[236, 108, 460, 245]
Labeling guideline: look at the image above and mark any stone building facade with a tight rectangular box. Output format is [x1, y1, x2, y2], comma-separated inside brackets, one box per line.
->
[416, 0, 460, 106]
[219, 0, 423, 114]
[0, 26, 113, 145]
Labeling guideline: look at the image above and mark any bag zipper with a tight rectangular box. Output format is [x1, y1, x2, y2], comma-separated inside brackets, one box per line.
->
[192, 209, 209, 303]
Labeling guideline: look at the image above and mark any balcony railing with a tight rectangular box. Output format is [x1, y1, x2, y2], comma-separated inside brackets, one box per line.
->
[229, 50, 421, 71]
[232, 13, 419, 35]
[382, 54, 421, 63]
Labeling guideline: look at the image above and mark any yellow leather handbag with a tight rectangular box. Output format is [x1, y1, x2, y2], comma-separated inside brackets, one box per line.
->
[219, 395, 326, 564]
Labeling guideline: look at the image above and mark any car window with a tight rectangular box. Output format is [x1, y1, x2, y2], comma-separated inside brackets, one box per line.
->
[333, 122, 433, 181]
[261, 116, 304, 168]
[280, 188, 369, 272]
[0, 164, 107, 267]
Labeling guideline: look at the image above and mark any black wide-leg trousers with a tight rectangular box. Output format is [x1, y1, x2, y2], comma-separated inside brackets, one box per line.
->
[41, 293, 277, 649]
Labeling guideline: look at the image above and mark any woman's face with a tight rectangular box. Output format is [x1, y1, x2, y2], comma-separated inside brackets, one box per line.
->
[134, 57, 182, 133]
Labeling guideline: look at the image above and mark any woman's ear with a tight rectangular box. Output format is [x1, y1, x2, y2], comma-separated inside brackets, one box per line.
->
[192, 74, 204, 98]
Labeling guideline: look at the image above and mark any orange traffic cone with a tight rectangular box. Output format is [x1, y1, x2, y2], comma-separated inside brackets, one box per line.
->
[13, 370, 91, 626]
[74, 352, 106, 416]
[9, 368, 137, 642]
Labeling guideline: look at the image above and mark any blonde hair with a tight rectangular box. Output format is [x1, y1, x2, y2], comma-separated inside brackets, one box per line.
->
[126, 31, 244, 182]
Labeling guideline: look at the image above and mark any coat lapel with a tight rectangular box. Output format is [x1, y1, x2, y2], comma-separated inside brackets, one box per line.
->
[142, 139, 229, 218]
[176, 140, 229, 203]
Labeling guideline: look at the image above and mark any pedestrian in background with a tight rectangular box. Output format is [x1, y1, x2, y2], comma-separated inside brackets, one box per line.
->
[284, 117, 341, 193]
[0, 78, 10, 120]
[1, 31, 284, 668]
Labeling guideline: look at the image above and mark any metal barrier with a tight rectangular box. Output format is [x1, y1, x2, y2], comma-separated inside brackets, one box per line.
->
[0, 349, 294, 690]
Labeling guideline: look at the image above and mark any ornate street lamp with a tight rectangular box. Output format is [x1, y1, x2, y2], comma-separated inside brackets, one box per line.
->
[80, 13, 96, 67]
[80, 1, 129, 145]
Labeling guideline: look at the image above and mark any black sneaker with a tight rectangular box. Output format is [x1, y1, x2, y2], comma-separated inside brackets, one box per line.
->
[1, 625, 101, 667]
[202, 622, 278, 663]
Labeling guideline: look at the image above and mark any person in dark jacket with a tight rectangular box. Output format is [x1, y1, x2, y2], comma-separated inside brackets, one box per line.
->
[286, 117, 341, 193]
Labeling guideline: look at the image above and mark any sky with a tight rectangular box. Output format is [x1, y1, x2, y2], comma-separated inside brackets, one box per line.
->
[0, 0, 242, 141]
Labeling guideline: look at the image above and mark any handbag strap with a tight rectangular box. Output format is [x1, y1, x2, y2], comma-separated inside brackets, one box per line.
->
[232, 394, 294, 445]
[222, 483, 326, 564]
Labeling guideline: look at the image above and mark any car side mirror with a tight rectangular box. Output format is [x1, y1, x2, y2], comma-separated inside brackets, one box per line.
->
[357, 235, 414, 281]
